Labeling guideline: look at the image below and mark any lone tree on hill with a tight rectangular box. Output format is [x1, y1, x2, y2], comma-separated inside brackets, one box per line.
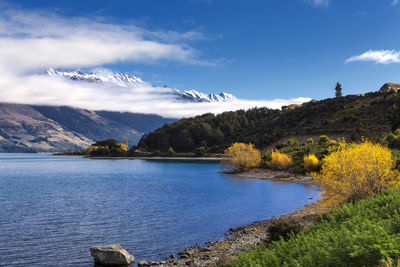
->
[335, 82, 343, 98]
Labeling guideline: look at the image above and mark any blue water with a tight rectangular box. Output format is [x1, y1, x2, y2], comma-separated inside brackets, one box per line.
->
[0, 154, 320, 266]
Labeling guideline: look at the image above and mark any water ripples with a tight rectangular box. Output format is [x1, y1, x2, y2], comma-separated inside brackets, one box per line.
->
[0, 154, 320, 266]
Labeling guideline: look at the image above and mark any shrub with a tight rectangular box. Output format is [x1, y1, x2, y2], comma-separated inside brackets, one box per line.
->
[286, 137, 298, 147]
[303, 154, 320, 172]
[168, 146, 176, 156]
[318, 135, 331, 146]
[223, 143, 262, 171]
[306, 138, 314, 145]
[270, 151, 293, 170]
[120, 143, 128, 151]
[268, 217, 303, 242]
[88, 139, 128, 157]
[232, 189, 400, 267]
[386, 130, 400, 149]
[194, 146, 206, 156]
[313, 140, 400, 205]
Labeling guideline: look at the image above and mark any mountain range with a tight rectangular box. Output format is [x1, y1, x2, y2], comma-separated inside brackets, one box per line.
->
[0, 103, 175, 152]
[0, 69, 239, 152]
[47, 68, 237, 103]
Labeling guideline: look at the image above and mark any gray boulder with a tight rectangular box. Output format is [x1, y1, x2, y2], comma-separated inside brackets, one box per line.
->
[90, 244, 135, 266]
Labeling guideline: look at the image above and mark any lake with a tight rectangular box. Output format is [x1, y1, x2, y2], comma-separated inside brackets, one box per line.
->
[0, 154, 320, 266]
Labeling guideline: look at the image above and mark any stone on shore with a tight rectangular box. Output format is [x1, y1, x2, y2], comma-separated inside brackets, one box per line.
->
[90, 244, 135, 266]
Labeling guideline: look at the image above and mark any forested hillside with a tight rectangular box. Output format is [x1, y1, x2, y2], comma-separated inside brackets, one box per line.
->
[137, 90, 400, 153]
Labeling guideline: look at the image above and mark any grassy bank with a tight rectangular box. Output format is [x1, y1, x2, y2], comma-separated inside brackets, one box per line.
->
[230, 189, 400, 267]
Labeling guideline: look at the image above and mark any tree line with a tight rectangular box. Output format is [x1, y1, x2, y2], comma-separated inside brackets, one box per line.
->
[137, 90, 398, 153]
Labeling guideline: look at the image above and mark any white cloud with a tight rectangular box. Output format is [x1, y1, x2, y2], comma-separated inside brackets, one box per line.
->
[346, 50, 400, 64]
[313, 0, 330, 6]
[305, 0, 330, 7]
[0, 69, 311, 118]
[0, 4, 311, 118]
[306, 0, 397, 7]
[0, 6, 213, 73]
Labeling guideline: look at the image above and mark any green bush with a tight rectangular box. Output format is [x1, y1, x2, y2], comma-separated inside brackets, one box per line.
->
[168, 146, 176, 156]
[268, 217, 303, 242]
[306, 138, 314, 145]
[386, 129, 400, 149]
[195, 146, 206, 156]
[232, 189, 400, 267]
[286, 137, 299, 147]
[277, 142, 333, 173]
[318, 135, 331, 146]
[88, 139, 127, 157]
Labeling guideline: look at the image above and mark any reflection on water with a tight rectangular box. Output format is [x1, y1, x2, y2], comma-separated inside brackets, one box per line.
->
[0, 153, 320, 266]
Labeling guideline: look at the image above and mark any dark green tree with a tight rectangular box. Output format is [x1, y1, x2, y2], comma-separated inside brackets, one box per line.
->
[335, 82, 343, 98]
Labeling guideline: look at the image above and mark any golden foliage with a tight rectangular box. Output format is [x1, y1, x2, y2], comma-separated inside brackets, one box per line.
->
[224, 143, 262, 170]
[270, 151, 293, 170]
[120, 143, 128, 151]
[313, 140, 400, 206]
[303, 154, 319, 172]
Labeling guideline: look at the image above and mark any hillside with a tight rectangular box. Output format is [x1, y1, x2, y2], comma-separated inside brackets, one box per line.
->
[0, 103, 175, 152]
[232, 189, 400, 266]
[137, 90, 400, 153]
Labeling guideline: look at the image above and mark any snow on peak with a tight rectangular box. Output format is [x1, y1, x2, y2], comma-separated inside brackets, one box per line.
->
[46, 68, 237, 103]
[46, 68, 147, 88]
[175, 89, 237, 103]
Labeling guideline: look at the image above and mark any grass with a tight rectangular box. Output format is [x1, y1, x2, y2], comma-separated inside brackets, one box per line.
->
[230, 189, 400, 267]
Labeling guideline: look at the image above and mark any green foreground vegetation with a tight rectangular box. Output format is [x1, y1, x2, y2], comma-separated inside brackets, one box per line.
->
[231, 189, 400, 267]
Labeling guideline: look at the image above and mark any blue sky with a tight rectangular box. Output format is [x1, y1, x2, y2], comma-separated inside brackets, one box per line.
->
[0, 0, 399, 116]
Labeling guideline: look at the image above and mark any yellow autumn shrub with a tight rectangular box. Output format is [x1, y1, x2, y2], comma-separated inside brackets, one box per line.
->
[313, 140, 400, 206]
[270, 151, 293, 170]
[120, 143, 128, 151]
[223, 143, 262, 171]
[303, 154, 319, 172]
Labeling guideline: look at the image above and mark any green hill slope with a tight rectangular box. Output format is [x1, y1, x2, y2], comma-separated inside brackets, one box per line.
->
[137, 90, 400, 153]
[232, 188, 400, 266]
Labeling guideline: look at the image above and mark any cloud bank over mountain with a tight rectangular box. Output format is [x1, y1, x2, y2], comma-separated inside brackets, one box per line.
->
[0, 4, 310, 118]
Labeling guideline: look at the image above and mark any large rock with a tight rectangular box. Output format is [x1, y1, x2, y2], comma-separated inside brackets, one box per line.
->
[90, 244, 135, 266]
[380, 83, 400, 92]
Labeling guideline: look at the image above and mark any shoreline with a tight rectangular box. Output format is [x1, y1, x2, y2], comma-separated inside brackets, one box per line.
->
[234, 168, 317, 185]
[137, 169, 321, 267]
[86, 156, 223, 161]
[137, 202, 323, 267]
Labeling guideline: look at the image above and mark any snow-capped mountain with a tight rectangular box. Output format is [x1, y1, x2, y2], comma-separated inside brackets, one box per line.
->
[47, 68, 147, 88]
[175, 89, 236, 103]
[46, 68, 237, 103]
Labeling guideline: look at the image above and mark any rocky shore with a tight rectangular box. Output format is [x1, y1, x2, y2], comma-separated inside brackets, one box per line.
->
[235, 168, 316, 185]
[137, 202, 323, 267]
[137, 169, 321, 267]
